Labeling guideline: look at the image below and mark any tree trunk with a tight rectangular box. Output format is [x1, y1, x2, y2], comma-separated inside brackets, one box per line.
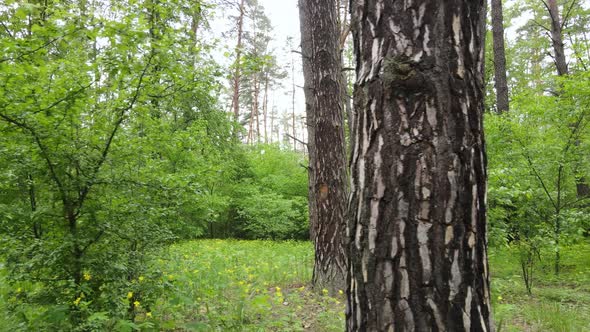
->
[299, 0, 348, 293]
[231, 0, 246, 120]
[547, 0, 568, 76]
[291, 53, 297, 151]
[545, 0, 589, 200]
[263, 74, 269, 143]
[255, 76, 260, 144]
[491, 0, 510, 113]
[347, 1, 493, 330]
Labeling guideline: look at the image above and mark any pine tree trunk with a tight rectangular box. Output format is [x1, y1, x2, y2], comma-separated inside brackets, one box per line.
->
[291, 54, 297, 151]
[231, 0, 246, 120]
[299, 0, 347, 293]
[491, 0, 509, 113]
[545, 0, 589, 200]
[254, 75, 260, 144]
[547, 0, 568, 76]
[347, 1, 494, 330]
[263, 74, 269, 143]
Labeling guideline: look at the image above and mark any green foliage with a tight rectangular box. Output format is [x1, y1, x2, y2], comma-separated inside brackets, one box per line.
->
[0, 0, 236, 329]
[229, 145, 309, 240]
[486, 71, 590, 264]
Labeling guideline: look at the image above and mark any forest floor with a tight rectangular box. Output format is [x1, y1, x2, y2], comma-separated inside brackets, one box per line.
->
[490, 242, 590, 331]
[1, 239, 589, 331]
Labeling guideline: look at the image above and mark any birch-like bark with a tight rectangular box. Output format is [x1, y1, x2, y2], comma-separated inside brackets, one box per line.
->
[299, 0, 348, 293]
[347, 0, 493, 330]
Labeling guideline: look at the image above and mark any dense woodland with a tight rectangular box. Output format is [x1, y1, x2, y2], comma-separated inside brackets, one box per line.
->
[0, 0, 589, 331]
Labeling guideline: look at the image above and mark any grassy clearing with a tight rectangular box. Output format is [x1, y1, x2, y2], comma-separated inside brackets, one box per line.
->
[146, 240, 344, 331]
[1, 240, 589, 331]
[490, 243, 590, 332]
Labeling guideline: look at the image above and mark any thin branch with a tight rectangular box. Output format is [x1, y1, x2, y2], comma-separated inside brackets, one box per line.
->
[32, 82, 93, 115]
[285, 133, 307, 147]
[561, 0, 578, 30]
[80, 229, 105, 254]
[0, 112, 67, 204]
[567, 33, 588, 71]
[76, 54, 154, 213]
[532, 19, 552, 33]
[0, 29, 80, 64]
[0, 21, 14, 39]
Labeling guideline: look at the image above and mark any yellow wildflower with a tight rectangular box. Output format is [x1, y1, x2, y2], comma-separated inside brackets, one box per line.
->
[497, 296, 503, 301]
[275, 286, 281, 292]
[134, 300, 140, 307]
[338, 289, 344, 295]
[322, 288, 329, 295]
[127, 291, 133, 299]
[138, 276, 144, 282]
[16, 288, 22, 293]
[73, 297, 82, 306]
[146, 312, 153, 318]
[83, 272, 92, 281]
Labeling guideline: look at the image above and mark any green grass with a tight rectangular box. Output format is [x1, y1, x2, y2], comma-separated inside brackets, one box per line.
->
[1, 240, 589, 331]
[490, 243, 590, 332]
[146, 239, 344, 331]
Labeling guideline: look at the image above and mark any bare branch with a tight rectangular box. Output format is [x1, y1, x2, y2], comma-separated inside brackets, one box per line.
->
[561, 0, 578, 30]
[285, 133, 308, 147]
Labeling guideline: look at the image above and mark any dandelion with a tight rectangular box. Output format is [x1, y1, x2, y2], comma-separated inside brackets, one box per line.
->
[134, 300, 140, 307]
[127, 291, 133, 299]
[83, 272, 92, 281]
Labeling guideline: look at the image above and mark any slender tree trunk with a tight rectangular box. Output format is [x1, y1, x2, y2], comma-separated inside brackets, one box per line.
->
[291, 54, 297, 151]
[270, 105, 275, 144]
[247, 84, 255, 144]
[263, 74, 269, 143]
[299, 0, 348, 293]
[231, 0, 246, 120]
[491, 0, 509, 113]
[547, 0, 568, 76]
[28, 173, 41, 239]
[545, 0, 589, 201]
[347, 1, 493, 330]
[255, 76, 260, 144]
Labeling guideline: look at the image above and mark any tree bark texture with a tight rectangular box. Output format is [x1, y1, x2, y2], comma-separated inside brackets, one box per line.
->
[347, 0, 493, 331]
[299, 0, 348, 293]
[491, 0, 509, 113]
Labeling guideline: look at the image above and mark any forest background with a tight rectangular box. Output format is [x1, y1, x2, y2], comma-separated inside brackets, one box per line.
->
[0, 0, 589, 330]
